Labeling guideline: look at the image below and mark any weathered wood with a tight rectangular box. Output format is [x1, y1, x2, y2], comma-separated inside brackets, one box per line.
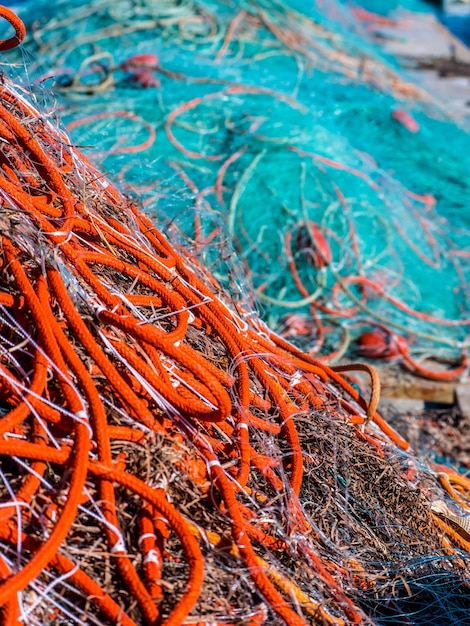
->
[373, 11, 470, 116]
[350, 363, 458, 404]
[456, 383, 470, 420]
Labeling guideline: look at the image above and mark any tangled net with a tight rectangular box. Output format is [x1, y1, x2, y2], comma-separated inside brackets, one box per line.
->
[10, 0, 470, 380]
[0, 6, 470, 626]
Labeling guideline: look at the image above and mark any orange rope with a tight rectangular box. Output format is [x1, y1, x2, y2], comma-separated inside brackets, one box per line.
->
[0, 6, 25, 51]
[0, 10, 461, 624]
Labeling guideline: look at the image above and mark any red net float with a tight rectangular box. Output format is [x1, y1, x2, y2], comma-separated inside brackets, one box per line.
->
[356, 329, 408, 360]
[294, 221, 332, 269]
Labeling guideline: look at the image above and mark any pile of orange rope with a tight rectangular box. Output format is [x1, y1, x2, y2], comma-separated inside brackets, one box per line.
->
[0, 7, 469, 626]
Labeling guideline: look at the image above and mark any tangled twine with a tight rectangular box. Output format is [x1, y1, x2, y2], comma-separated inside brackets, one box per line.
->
[13, 0, 470, 380]
[0, 7, 470, 626]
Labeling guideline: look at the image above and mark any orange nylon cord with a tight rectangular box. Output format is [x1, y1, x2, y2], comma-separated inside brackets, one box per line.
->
[0, 6, 25, 51]
[0, 8, 463, 624]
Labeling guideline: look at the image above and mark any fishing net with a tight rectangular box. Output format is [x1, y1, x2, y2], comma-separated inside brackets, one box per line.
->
[6, 0, 469, 381]
[0, 6, 470, 626]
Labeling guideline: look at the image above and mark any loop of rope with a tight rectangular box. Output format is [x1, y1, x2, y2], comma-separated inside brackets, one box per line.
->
[0, 6, 25, 51]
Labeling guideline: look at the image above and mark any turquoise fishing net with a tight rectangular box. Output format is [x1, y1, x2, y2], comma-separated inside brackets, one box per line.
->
[7, 0, 470, 367]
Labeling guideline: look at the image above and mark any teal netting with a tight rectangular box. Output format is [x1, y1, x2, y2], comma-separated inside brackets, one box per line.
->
[7, 0, 470, 375]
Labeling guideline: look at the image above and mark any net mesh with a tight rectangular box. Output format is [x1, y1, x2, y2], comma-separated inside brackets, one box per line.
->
[0, 3, 469, 626]
[8, 0, 470, 377]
